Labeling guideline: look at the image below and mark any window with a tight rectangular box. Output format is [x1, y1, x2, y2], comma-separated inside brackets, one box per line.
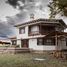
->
[37, 38, 55, 45]
[19, 27, 25, 34]
[30, 26, 39, 35]
[12, 40, 17, 45]
[44, 39, 55, 45]
[37, 38, 43, 45]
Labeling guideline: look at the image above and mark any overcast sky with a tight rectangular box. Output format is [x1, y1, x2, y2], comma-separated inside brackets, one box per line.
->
[0, 0, 50, 38]
[0, 0, 19, 37]
[0, 0, 67, 38]
[0, 0, 19, 21]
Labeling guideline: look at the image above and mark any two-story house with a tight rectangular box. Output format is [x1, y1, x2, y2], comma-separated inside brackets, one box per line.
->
[12, 19, 67, 52]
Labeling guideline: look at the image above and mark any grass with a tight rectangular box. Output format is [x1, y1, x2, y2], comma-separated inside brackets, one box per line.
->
[0, 53, 67, 67]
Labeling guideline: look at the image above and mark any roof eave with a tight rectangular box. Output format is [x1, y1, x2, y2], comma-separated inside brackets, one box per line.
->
[14, 18, 67, 28]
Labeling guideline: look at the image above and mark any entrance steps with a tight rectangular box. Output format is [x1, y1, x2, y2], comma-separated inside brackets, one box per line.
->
[0, 47, 30, 54]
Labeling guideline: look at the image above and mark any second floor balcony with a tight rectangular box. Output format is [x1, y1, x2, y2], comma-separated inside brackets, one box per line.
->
[28, 25, 55, 36]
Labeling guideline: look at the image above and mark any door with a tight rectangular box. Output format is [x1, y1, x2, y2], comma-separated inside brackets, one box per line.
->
[21, 39, 28, 48]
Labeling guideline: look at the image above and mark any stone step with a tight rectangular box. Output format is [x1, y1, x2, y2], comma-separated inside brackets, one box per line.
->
[0, 47, 30, 54]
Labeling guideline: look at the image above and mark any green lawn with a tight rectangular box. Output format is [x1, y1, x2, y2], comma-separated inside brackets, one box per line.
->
[0, 53, 67, 67]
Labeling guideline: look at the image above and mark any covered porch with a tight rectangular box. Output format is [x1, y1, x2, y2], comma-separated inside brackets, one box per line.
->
[43, 31, 67, 58]
[44, 31, 67, 50]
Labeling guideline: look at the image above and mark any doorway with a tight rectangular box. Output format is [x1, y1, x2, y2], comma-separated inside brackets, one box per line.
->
[21, 39, 28, 48]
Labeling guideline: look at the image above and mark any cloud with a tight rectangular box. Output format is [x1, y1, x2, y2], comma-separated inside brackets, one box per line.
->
[6, 0, 50, 24]
[0, 20, 17, 37]
[0, 0, 50, 37]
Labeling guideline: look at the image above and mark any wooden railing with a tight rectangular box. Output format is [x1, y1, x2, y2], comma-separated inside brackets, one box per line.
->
[29, 31, 40, 36]
[28, 30, 55, 36]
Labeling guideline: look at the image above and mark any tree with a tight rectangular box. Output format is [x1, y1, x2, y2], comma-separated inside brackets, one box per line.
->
[48, 0, 67, 18]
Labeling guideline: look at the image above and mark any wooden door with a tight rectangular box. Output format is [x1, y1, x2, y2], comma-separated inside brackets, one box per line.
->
[21, 40, 28, 48]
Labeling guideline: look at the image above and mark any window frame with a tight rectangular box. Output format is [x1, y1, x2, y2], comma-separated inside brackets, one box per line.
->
[37, 38, 55, 45]
[29, 25, 39, 35]
[19, 27, 25, 34]
[37, 38, 44, 45]
[12, 40, 17, 45]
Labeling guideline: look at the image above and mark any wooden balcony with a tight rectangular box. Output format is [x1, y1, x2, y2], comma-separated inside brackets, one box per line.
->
[29, 31, 40, 36]
[28, 25, 55, 36]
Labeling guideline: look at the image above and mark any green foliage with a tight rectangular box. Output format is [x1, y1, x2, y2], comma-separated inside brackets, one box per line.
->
[48, 0, 67, 18]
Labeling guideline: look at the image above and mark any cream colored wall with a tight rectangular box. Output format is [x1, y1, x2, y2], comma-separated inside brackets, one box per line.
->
[43, 46, 56, 50]
[29, 39, 43, 50]
[17, 25, 39, 39]
[17, 26, 28, 39]
[17, 40, 21, 48]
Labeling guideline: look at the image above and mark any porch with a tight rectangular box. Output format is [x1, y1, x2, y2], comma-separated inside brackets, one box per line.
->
[44, 31, 67, 58]
[45, 31, 67, 50]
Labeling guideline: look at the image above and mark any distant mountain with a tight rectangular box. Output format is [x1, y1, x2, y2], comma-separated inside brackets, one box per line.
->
[0, 34, 7, 38]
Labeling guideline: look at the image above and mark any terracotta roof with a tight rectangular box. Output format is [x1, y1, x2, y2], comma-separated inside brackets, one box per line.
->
[0, 41, 10, 44]
[14, 18, 66, 28]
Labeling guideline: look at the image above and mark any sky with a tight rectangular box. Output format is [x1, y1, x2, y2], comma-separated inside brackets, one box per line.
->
[0, 0, 49, 21]
[0, 0, 67, 38]
[0, 0, 19, 21]
[0, 0, 19, 37]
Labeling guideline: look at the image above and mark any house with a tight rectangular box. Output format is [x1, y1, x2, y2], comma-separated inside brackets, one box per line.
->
[0, 37, 11, 46]
[12, 18, 67, 52]
[9, 36, 17, 46]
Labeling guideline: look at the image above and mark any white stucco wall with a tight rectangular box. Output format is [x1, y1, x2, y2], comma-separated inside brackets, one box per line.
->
[17, 40, 21, 48]
[17, 25, 40, 39]
[29, 39, 43, 50]
[43, 46, 56, 50]
[17, 26, 28, 39]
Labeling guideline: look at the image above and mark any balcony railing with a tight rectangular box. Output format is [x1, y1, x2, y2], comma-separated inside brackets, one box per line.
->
[29, 31, 40, 36]
[28, 30, 55, 36]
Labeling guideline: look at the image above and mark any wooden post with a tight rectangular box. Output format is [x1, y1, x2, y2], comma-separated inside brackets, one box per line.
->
[55, 34, 60, 58]
[55, 34, 58, 50]
[40, 23, 41, 34]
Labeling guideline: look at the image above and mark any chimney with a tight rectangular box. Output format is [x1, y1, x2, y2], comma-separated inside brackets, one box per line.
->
[30, 13, 34, 20]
